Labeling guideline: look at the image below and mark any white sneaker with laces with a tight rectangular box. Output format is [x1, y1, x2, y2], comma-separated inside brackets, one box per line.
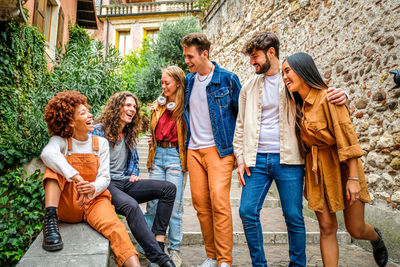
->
[219, 263, 230, 267]
[198, 258, 218, 267]
[169, 250, 182, 267]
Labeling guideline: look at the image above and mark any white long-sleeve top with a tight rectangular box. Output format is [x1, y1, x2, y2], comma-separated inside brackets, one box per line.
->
[41, 135, 110, 199]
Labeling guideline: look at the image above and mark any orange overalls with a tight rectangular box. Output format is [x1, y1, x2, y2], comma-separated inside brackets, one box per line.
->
[42, 136, 137, 267]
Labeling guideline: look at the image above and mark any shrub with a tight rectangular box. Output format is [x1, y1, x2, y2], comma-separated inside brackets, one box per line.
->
[49, 25, 125, 117]
[0, 168, 45, 266]
[123, 17, 201, 103]
[120, 38, 151, 93]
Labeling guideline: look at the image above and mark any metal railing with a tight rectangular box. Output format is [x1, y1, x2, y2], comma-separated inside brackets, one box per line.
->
[99, 1, 199, 17]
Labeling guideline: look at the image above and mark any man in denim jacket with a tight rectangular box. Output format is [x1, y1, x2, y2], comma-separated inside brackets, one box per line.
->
[181, 33, 241, 267]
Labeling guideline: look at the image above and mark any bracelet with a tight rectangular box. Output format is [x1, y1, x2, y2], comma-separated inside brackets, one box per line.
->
[348, 177, 360, 182]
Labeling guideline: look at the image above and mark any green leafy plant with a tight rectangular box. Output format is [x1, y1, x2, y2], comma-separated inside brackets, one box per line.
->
[120, 38, 151, 93]
[49, 25, 125, 117]
[194, 0, 216, 11]
[0, 21, 49, 173]
[0, 168, 45, 266]
[125, 17, 201, 103]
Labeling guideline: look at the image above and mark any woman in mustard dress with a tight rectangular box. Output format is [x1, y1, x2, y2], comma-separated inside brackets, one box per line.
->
[281, 52, 388, 267]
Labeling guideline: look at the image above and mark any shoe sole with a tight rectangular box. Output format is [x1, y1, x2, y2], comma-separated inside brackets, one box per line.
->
[42, 241, 64, 251]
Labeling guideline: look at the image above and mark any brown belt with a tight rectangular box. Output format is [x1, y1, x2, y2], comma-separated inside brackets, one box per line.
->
[157, 140, 178, 148]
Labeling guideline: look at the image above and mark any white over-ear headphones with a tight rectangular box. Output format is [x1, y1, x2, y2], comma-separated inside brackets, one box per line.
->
[157, 96, 175, 111]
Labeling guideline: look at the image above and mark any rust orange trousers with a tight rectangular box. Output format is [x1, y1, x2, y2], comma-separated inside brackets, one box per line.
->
[42, 136, 137, 267]
[187, 146, 234, 266]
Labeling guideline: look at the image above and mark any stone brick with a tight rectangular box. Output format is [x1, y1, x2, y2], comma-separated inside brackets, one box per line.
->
[390, 157, 400, 170]
[364, 47, 376, 58]
[392, 191, 400, 204]
[344, 73, 352, 82]
[355, 99, 368, 109]
[372, 90, 386, 101]
[324, 69, 332, 79]
[336, 64, 343, 73]
[386, 36, 395, 45]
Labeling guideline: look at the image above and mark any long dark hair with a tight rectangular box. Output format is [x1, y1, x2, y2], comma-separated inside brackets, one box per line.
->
[283, 52, 328, 155]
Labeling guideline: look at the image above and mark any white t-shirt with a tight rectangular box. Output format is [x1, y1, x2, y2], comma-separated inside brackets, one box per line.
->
[40, 135, 110, 199]
[188, 71, 216, 150]
[257, 73, 281, 153]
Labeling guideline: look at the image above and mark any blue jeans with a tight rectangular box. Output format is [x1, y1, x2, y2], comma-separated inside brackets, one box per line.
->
[145, 147, 185, 251]
[239, 153, 306, 267]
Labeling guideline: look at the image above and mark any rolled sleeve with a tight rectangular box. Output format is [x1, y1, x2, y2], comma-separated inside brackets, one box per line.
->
[329, 104, 364, 162]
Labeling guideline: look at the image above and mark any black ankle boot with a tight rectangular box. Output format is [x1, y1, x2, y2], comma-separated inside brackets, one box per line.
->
[160, 260, 176, 267]
[158, 241, 165, 252]
[42, 207, 63, 251]
[371, 228, 388, 267]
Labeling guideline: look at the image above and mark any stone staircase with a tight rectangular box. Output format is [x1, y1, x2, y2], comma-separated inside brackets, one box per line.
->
[126, 137, 400, 266]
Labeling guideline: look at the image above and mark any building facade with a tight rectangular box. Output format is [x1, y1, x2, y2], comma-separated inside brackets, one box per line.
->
[23, 0, 100, 61]
[98, 0, 200, 56]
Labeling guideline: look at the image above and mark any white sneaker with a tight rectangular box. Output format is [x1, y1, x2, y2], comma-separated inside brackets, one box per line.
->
[219, 263, 230, 267]
[169, 250, 182, 267]
[198, 258, 218, 267]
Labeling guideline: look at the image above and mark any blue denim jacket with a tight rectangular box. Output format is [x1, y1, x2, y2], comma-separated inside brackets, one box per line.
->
[92, 123, 140, 176]
[184, 61, 242, 157]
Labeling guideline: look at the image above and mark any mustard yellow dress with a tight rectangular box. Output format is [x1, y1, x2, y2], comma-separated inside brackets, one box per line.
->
[300, 88, 371, 213]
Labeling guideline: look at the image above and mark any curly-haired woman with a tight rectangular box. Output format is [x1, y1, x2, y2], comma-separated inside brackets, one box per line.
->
[92, 91, 176, 267]
[144, 66, 187, 267]
[40, 90, 140, 267]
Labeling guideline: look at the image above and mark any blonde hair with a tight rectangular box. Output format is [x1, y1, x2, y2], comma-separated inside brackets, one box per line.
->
[161, 66, 185, 120]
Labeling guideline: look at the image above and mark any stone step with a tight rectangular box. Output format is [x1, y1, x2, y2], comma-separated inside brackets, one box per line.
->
[17, 223, 109, 267]
[126, 244, 400, 267]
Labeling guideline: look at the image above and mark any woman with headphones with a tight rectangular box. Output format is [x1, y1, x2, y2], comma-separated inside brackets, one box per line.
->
[145, 66, 187, 267]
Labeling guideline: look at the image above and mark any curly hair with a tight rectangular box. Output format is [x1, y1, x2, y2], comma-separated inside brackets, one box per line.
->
[95, 91, 144, 149]
[242, 31, 280, 59]
[44, 91, 90, 138]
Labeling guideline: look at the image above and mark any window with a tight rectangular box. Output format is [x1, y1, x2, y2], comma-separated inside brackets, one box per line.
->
[33, 0, 47, 34]
[56, 8, 64, 50]
[33, 0, 63, 59]
[144, 28, 159, 45]
[147, 29, 158, 41]
[117, 31, 132, 56]
[44, 1, 54, 41]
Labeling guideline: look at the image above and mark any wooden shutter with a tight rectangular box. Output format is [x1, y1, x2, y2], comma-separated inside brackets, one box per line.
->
[56, 8, 64, 50]
[33, 0, 47, 34]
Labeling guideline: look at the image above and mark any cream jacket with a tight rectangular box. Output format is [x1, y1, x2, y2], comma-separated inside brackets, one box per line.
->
[233, 74, 305, 167]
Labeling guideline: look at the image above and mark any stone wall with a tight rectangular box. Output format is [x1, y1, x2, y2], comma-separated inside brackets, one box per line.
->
[201, 0, 400, 261]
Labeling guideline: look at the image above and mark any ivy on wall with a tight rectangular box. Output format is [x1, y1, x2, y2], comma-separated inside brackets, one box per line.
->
[0, 20, 49, 173]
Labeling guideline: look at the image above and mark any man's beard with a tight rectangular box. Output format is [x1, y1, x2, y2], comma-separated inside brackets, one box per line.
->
[255, 59, 271, 74]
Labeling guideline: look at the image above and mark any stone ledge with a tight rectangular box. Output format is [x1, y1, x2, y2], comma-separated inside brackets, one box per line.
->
[17, 222, 110, 267]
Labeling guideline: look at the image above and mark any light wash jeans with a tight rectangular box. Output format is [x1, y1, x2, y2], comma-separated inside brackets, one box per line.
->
[144, 146, 185, 252]
[239, 153, 306, 267]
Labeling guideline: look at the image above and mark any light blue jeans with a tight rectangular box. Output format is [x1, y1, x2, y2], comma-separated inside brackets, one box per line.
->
[144, 146, 185, 252]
